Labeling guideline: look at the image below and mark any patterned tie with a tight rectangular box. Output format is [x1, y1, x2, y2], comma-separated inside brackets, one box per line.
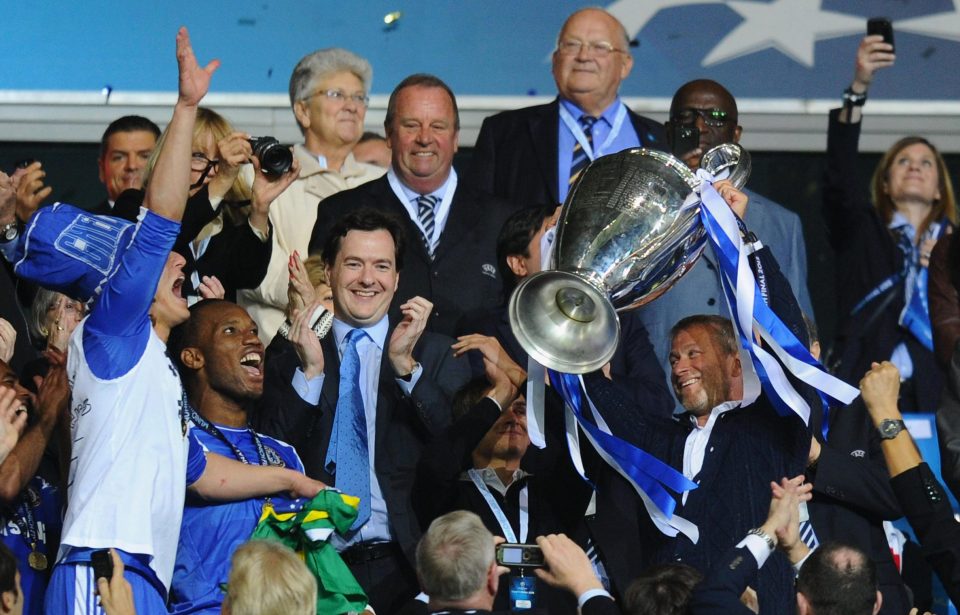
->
[798, 502, 820, 550]
[569, 115, 599, 188]
[324, 329, 370, 530]
[416, 194, 438, 259]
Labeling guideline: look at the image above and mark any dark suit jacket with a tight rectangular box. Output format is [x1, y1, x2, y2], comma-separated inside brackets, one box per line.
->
[308, 175, 518, 339]
[807, 398, 909, 614]
[689, 546, 759, 615]
[469, 98, 667, 208]
[257, 325, 471, 566]
[890, 463, 960, 606]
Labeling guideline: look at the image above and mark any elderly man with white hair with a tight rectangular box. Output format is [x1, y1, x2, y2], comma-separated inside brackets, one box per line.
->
[238, 47, 385, 343]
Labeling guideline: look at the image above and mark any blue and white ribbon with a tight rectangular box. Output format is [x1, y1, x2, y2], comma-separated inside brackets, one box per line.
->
[548, 370, 700, 541]
[694, 169, 859, 421]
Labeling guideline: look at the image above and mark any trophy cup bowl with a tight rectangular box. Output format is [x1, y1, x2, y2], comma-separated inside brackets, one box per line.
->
[509, 144, 749, 374]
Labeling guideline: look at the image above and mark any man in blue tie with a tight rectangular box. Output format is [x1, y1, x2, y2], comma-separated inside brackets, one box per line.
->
[469, 7, 667, 209]
[263, 208, 472, 613]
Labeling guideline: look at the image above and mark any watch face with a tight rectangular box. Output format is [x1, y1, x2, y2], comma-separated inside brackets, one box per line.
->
[880, 420, 903, 439]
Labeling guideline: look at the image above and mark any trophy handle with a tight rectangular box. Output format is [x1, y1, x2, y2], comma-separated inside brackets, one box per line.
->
[700, 143, 751, 189]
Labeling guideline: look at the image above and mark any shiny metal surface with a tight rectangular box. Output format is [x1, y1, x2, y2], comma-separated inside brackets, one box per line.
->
[700, 142, 752, 189]
[508, 145, 749, 374]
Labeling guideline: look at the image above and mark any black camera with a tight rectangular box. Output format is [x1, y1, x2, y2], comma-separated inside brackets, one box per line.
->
[248, 137, 293, 175]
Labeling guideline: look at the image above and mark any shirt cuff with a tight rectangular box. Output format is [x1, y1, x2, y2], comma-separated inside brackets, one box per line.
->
[396, 362, 423, 395]
[793, 547, 816, 575]
[737, 534, 774, 569]
[293, 367, 324, 404]
[577, 588, 612, 608]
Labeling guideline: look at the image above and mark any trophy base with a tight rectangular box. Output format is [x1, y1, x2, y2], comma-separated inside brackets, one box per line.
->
[509, 270, 620, 374]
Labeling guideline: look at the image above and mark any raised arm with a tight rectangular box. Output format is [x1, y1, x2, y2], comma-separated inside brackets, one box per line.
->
[144, 27, 219, 223]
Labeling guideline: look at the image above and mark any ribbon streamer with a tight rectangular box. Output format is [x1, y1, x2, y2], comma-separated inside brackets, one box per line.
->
[548, 370, 699, 541]
[694, 170, 859, 422]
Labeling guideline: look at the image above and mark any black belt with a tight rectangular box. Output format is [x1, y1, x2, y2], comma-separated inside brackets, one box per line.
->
[340, 541, 399, 565]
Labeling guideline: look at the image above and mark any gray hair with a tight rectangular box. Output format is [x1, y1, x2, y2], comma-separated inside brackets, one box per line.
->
[416, 511, 494, 602]
[289, 48, 373, 108]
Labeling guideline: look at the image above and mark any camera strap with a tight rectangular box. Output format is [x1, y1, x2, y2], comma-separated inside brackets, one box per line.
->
[467, 469, 528, 543]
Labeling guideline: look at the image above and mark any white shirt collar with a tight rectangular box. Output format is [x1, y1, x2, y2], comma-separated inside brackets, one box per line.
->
[331, 315, 389, 352]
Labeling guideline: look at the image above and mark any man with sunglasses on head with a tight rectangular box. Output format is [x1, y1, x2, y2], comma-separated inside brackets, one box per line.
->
[238, 48, 385, 344]
[636, 79, 813, 376]
[469, 7, 666, 211]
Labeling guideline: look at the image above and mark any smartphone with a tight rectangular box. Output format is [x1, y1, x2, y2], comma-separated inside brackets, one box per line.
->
[867, 17, 894, 52]
[496, 543, 545, 568]
[670, 123, 700, 158]
[91, 549, 114, 581]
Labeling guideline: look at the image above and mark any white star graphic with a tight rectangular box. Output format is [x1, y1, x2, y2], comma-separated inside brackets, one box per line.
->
[701, 0, 864, 67]
[897, 2, 960, 43]
[605, 0, 721, 43]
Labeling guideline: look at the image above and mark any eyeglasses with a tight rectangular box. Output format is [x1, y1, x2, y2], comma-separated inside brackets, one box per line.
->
[190, 153, 220, 188]
[672, 107, 732, 128]
[555, 39, 626, 58]
[307, 89, 370, 107]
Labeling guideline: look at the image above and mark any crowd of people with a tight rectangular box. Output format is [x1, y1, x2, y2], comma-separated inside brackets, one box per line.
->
[0, 7, 958, 615]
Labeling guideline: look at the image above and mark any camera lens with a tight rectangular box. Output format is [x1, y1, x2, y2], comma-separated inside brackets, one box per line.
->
[248, 137, 293, 175]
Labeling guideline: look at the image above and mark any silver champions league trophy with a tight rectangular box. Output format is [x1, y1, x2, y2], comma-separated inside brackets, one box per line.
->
[509, 143, 750, 373]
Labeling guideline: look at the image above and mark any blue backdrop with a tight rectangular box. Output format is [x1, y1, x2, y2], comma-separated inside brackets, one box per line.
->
[4, 0, 959, 99]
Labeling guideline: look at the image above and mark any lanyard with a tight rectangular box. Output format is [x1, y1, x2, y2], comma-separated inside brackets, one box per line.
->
[188, 405, 269, 466]
[467, 469, 528, 544]
[6, 487, 41, 552]
[558, 103, 628, 161]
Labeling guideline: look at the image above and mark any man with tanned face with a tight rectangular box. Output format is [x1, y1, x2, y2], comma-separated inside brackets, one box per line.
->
[308, 75, 516, 338]
[636, 78, 813, 381]
[91, 115, 161, 215]
[469, 7, 666, 209]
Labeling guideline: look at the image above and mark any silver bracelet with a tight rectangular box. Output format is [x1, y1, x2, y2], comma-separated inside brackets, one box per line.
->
[747, 527, 776, 551]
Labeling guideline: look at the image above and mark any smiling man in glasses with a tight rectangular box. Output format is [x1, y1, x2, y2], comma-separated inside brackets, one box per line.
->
[237, 48, 385, 344]
[635, 78, 814, 383]
[469, 7, 666, 210]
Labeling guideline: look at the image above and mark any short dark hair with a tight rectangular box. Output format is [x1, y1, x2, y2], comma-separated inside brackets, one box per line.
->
[384, 74, 460, 134]
[669, 314, 738, 357]
[99, 115, 161, 159]
[797, 542, 877, 615]
[167, 299, 231, 378]
[0, 542, 18, 599]
[496, 205, 556, 296]
[321, 208, 407, 272]
[622, 563, 702, 615]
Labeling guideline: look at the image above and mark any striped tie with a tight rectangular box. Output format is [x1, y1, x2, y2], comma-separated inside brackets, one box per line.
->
[798, 502, 820, 549]
[569, 115, 599, 187]
[416, 194, 438, 259]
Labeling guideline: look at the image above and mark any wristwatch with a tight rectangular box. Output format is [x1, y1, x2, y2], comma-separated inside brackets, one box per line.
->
[877, 418, 907, 440]
[0, 221, 17, 243]
[747, 528, 776, 550]
[842, 87, 868, 107]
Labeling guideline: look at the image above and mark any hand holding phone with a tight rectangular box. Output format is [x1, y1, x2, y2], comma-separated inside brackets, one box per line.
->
[496, 543, 545, 568]
[867, 17, 894, 52]
[91, 549, 114, 581]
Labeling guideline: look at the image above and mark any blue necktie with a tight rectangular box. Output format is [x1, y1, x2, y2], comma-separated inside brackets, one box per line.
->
[324, 329, 371, 530]
[569, 115, 599, 187]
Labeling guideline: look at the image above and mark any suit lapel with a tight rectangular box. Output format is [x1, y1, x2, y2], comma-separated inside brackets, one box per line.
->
[528, 100, 561, 205]
[432, 187, 480, 262]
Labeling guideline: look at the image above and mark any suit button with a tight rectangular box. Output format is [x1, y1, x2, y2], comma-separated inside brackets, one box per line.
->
[433, 270, 439, 277]
[707, 298, 716, 306]
[709, 446, 714, 452]
[706, 262, 715, 271]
